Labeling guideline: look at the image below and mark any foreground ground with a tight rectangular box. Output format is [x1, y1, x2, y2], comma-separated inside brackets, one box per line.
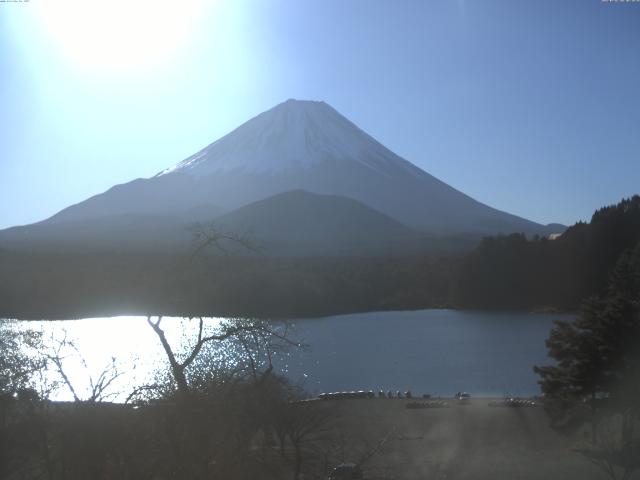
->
[2, 395, 633, 479]
[315, 398, 623, 480]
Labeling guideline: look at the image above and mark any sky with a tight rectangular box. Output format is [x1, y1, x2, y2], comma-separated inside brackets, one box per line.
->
[0, 0, 639, 229]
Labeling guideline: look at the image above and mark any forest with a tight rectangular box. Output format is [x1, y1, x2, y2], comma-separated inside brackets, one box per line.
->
[456, 195, 640, 311]
[0, 252, 457, 320]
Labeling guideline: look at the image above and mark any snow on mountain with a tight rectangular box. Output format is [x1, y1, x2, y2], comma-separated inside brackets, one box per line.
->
[157, 99, 421, 178]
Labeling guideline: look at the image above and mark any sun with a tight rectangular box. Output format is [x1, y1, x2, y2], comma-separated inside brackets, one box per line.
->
[35, 0, 206, 73]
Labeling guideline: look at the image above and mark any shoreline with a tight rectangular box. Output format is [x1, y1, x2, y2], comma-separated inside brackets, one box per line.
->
[1, 305, 577, 322]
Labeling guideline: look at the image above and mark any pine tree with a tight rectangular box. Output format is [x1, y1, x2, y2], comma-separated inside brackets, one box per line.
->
[535, 242, 640, 411]
[534, 243, 640, 478]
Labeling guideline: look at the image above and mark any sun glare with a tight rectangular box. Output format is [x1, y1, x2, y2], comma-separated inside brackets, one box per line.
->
[35, 0, 206, 72]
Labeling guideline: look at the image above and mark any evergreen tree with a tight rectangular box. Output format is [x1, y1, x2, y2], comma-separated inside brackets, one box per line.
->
[534, 242, 640, 438]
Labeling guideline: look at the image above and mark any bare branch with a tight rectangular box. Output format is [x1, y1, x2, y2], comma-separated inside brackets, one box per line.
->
[45, 331, 80, 402]
[147, 316, 301, 396]
[189, 222, 260, 259]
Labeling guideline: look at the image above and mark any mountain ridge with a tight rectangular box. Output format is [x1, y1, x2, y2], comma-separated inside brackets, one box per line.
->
[3, 99, 564, 247]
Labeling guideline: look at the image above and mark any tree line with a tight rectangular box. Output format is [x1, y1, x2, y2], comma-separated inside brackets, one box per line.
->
[456, 196, 640, 310]
[0, 252, 458, 320]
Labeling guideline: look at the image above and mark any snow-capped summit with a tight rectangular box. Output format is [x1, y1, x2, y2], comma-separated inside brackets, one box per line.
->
[158, 99, 420, 178]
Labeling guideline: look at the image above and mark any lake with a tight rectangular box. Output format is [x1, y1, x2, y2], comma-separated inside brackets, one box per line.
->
[7, 309, 571, 401]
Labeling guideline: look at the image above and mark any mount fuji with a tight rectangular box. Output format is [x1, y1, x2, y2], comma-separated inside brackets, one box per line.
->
[0, 99, 561, 254]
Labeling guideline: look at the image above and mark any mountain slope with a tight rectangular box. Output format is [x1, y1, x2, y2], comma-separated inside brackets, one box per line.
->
[0, 190, 432, 256]
[214, 190, 421, 255]
[0, 214, 194, 252]
[41, 99, 560, 237]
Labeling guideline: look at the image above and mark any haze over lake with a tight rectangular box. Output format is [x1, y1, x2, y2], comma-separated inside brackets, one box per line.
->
[11, 310, 570, 401]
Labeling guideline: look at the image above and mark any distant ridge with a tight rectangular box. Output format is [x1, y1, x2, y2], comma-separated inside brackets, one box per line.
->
[214, 190, 421, 255]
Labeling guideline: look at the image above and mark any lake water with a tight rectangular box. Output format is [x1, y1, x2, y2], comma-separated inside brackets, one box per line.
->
[7, 309, 571, 401]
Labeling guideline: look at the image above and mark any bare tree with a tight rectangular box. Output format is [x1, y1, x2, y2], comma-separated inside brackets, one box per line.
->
[310, 427, 394, 480]
[270, 401, 334, 480]
[44, 331, 124, 402]
[189, 221, 259, 259]
[147, 316, 299, 397]
[573, 414, 640, 480]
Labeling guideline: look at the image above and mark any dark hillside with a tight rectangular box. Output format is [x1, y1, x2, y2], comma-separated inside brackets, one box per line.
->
[456, 196, 640, 310]
[0, 251, 457, 320]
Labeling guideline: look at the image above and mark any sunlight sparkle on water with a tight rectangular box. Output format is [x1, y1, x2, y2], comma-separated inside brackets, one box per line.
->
[25, 316, 227, 402]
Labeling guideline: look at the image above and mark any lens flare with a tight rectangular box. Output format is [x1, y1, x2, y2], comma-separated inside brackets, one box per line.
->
[35, 0, 206, 72]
